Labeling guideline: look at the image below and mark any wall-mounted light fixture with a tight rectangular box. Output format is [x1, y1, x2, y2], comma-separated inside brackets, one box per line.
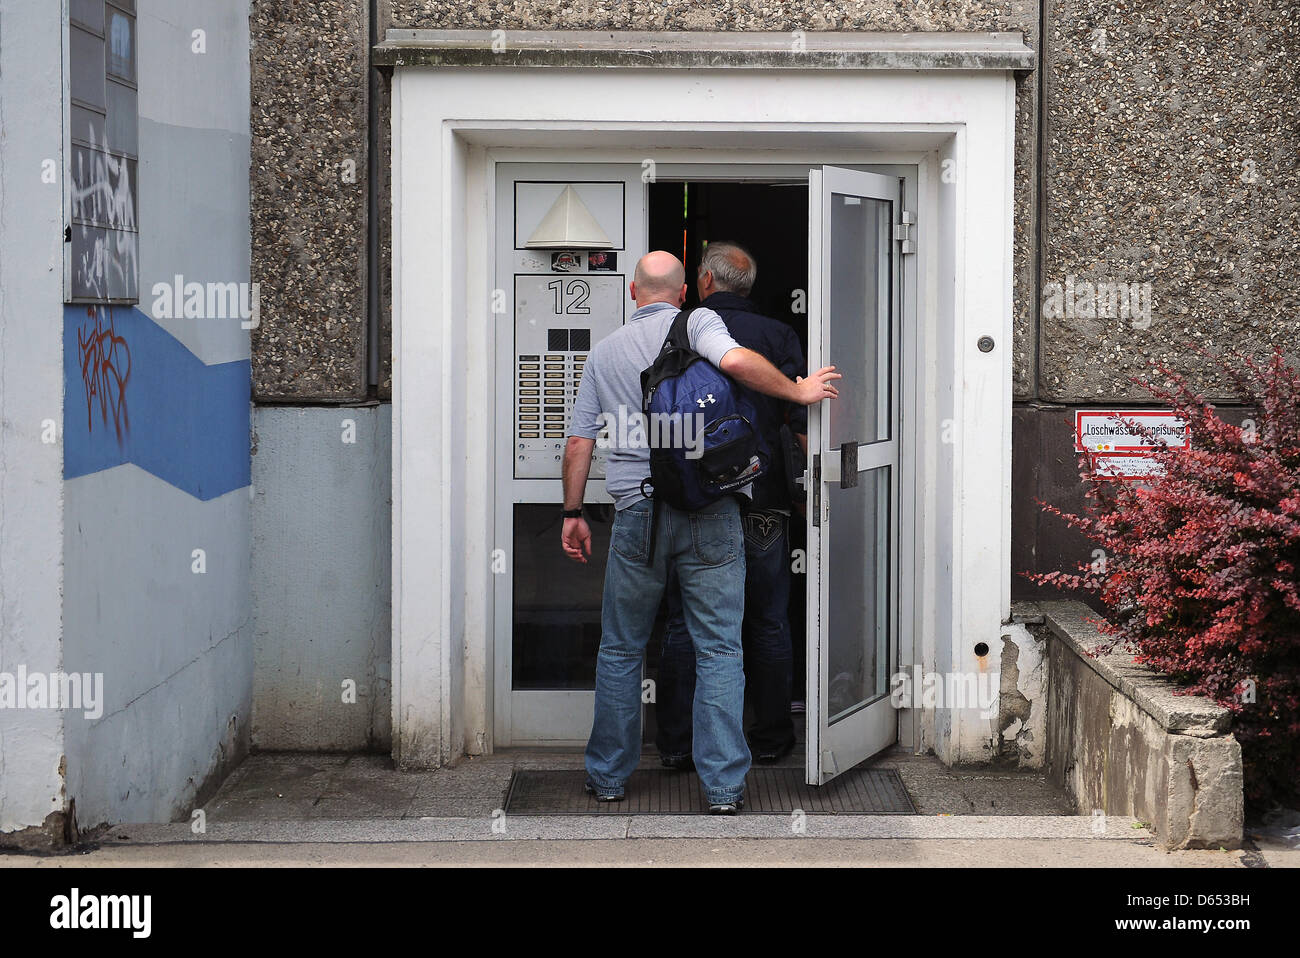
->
[525, 185, 613, 249]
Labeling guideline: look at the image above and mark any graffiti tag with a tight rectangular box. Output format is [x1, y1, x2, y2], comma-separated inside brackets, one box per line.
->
[77, 307, 131, 442]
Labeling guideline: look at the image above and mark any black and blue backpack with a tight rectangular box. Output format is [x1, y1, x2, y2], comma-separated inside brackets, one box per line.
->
[638, 308, 769, 538]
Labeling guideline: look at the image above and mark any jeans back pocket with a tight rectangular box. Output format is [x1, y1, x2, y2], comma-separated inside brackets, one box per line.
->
[689, 509, 741, 566]
[742, 510, 786, 554]
[611, 503, 652, 561]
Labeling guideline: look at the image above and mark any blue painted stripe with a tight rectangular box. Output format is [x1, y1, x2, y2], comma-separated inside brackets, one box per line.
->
[64, 305, 250, 500]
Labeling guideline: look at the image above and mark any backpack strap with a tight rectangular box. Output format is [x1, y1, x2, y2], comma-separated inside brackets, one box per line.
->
[641, 306, 692, 566]
[645, 496, 661, 567]
[641, 307, 695, 400]
[664, 307, 693, 352]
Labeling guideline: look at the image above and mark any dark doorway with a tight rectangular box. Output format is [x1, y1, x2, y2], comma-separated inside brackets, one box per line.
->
[647, 180, 809, 356]
[644, 179, 812, 743]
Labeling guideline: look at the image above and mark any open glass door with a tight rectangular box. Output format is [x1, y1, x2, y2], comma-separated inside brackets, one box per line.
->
[805, 166, 901, 785]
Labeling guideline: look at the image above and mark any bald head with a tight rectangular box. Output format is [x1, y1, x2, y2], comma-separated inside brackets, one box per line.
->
[631, 251, 687, 307]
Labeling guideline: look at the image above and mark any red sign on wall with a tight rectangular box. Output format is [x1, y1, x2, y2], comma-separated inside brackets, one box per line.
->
[1074, 410, 1189, 481]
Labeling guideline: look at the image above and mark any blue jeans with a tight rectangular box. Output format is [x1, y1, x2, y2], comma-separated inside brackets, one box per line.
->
[656, 509, 795, 757]
[584, 496, 750, 804]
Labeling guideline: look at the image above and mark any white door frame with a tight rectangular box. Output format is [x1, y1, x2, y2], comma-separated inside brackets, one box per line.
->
[390, 65, 1018, 769]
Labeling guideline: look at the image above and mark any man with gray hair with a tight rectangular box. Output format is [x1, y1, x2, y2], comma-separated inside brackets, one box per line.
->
[656, 241, 809, 768]
[562, 249, 838, 813]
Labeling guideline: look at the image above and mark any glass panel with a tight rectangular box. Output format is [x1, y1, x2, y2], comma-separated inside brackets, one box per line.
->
[827, 193, 892, 450]
[107, 10, 136, 84]
[512, 503, 611, 689]
[825, 466, 890, 724]
[70, 26, 107, 112]
[70, 0, 105, 32]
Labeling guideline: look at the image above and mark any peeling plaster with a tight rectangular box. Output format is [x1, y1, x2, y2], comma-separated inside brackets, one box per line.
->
[998, 623, 1046, 767]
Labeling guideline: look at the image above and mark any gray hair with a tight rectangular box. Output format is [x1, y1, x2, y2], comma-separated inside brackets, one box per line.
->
[699, 241, 757, 296]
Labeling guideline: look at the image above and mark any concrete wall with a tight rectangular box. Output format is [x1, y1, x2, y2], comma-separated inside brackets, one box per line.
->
[250, 0, 372, 400]
[0, 1, 71, 842]
[251, 405, 392, 751]
[1039, 601, 1244, 850]
[1039, 0, 1299, 402]
[59, 0, 254, 829]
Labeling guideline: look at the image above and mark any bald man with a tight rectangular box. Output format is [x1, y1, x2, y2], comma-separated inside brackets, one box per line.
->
[563, 250, 839, 813]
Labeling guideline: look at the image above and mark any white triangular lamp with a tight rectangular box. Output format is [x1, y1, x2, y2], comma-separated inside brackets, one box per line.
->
[524, 185, 613, 249]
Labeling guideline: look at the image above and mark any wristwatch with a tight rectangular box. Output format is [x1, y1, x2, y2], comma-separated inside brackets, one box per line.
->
[561, 508, 583, 519]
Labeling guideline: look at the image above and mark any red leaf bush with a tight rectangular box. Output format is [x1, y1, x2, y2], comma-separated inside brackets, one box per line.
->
[1026, 350, 1300, 809]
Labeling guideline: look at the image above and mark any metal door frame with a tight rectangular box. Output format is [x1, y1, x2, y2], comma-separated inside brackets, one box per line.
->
[805, 166, 905, 784]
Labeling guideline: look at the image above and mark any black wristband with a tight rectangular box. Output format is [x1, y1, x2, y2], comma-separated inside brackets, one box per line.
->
[561, 508, 583, 519]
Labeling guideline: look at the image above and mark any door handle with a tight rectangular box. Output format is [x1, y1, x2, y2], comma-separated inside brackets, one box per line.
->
[840, 441, 858, 488]
[811, 454, 821, 528]
[819, 442, 859, 488]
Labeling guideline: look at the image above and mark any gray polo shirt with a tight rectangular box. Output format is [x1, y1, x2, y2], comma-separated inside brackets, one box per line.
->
[569, 301, 744, 510]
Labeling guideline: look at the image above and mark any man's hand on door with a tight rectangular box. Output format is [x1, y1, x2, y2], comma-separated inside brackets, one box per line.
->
[793, 366, 842, 406]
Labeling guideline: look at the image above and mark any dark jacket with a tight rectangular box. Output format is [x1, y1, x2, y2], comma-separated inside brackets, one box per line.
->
[701, 291, 808, 510]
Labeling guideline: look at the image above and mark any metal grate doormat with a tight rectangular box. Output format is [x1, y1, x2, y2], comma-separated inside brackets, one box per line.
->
[503, 767, 916, 815]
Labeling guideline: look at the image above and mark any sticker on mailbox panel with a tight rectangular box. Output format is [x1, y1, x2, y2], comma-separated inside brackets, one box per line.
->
[551, 251, 582, 272]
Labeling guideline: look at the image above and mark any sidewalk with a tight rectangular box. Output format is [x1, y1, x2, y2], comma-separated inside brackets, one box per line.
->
[3, 838, 1262, 868]
[4, 749, 1293, 866]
